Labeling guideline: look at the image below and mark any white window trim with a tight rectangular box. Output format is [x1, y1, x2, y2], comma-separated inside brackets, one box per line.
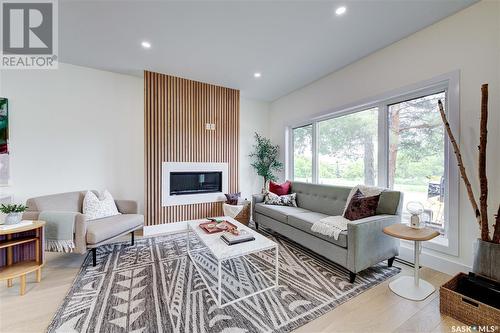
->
[286, 71, 460, 256]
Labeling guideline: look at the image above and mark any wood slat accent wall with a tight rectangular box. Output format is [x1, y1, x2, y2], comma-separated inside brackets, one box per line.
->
[144, 71, 240, 226]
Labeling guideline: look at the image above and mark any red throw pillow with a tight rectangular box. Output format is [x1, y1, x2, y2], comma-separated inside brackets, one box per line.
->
[269, 180, 291, 196]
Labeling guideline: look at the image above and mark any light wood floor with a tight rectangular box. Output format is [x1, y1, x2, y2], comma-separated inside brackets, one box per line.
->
[0, 239, 464, 333]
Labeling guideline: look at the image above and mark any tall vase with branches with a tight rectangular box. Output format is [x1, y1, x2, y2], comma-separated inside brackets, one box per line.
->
[249, 133, 284, 192]
[438, 84, 499, 281]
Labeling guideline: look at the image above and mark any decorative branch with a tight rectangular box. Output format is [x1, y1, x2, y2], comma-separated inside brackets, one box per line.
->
[437, 100, 483, 233]
[478, 84, 490, 241]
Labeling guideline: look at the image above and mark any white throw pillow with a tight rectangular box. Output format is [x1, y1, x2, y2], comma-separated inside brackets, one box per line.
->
[83, 190, 120, 221]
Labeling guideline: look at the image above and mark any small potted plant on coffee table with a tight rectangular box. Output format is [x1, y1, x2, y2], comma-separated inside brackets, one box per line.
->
[1, 204, 28, 225]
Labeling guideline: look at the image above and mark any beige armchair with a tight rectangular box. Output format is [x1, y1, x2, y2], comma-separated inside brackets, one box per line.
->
[23, 191, 143, 266]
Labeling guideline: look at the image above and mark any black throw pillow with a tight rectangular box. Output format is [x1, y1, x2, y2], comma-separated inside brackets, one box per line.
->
[224, 192, 241, 205]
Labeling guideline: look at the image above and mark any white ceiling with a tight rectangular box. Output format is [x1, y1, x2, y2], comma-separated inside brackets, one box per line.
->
[59, 0, 476, 101]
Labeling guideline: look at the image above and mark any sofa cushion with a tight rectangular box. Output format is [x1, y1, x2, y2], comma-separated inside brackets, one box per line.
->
[291, 182, 351, 216]
[86, 214, 143, 244]
[377, 191, 402, 215]
[287, 212, 348, 248]
[254, 203, 308, 223]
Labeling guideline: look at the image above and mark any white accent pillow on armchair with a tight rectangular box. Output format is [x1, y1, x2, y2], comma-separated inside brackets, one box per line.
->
[83, 190, 121, 220]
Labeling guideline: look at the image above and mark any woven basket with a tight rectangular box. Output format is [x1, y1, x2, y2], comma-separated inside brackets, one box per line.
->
[440, 273, 500, 326]
[233, 201, 251, 226]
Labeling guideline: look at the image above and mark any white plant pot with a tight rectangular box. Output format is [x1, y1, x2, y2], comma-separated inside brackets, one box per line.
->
[4, 212, 22, 225]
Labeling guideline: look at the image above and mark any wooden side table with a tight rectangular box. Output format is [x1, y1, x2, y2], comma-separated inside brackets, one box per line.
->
[383, 223, 439, 301]
[0, 221, 45, 295]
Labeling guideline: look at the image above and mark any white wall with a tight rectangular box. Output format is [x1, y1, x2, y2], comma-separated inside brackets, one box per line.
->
[239, 97, 270, 200]
[0, 63, 270, 216]
[0, 63, 144, 210]
[269, 0, 500, 272]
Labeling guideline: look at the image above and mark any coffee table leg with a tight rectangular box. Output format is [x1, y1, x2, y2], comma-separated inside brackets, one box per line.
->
[186, 226, 190, 254]
[217, 260, 222, 306]
[275, 245, 279, 287]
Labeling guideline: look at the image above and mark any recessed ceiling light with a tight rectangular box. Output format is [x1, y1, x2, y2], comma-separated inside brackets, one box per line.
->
[254, 72, 262, 78]
[335, 6, 347, 16]
[141, 41, 151, 49]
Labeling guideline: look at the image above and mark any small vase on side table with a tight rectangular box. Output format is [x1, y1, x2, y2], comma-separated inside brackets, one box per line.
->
[4, 212, 23, 225]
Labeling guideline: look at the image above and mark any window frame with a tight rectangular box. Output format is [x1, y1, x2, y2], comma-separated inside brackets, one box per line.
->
[286, 71, 460, 256]
[291, 123, 315, 183]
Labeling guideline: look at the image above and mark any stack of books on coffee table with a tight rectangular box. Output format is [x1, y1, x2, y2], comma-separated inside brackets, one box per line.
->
[221, 229, 255, 245]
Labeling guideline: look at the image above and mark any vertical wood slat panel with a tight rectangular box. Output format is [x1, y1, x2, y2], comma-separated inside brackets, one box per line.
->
[144, 71, 240, 226]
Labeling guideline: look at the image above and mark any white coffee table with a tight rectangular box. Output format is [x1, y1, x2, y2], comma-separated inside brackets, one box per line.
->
[186, 216, 279, 308]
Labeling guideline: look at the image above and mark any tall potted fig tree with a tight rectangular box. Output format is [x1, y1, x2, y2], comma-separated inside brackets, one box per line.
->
[249, 133, 284, 192]
[438, 84, 499, 281]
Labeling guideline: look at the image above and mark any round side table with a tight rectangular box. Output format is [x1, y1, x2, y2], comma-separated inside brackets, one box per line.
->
[0, 221, 46, 295]
[383, 223, 439, 301]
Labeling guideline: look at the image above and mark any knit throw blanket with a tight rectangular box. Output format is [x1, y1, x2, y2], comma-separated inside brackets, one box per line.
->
[311, 185, 384, 240]
[39, 211, 78, 253]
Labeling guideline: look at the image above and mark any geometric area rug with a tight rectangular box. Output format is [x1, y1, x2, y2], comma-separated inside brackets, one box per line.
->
[46, 230, 400, 333]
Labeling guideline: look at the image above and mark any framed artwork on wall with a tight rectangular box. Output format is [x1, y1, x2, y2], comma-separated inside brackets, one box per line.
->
[0, 98, 9, 186]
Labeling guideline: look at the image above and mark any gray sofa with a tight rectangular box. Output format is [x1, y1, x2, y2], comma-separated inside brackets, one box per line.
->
[23, 191, 143, 266]
[252, 182, 402, 282]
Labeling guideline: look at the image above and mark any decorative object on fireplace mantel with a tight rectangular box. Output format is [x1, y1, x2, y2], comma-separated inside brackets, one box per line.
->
[249, 132, 284, 192]
[438, 84, 500, 283]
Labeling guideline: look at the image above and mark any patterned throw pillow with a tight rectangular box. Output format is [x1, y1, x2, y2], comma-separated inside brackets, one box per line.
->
[343, 189, 380, 221]
[83, 190, 121, 221]
[264, 192, 297, 207]
[224, 192, 241, 205]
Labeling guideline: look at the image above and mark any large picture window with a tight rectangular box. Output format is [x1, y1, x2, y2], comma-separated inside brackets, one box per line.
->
[388, 92, 446, 231]
[292, 124, 313, 183]
[318, 108, 378, 186]
[288, 74, 459, 255]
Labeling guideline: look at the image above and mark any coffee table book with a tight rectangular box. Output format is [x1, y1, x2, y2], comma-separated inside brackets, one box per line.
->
[220, 230, 255, 245]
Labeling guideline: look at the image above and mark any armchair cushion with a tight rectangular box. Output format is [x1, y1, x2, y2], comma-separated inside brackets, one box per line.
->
[86, 214, 143, 245]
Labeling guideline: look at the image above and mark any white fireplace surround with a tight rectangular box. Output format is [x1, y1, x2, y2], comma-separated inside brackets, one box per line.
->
[162, 162, 228, 206]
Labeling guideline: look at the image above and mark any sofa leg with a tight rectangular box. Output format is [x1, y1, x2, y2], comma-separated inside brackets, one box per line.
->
[254, 222, 259, 230]
[388, 256, 395, 267]
[131, 231, 135, 246]
[349, 272, 356, 283]
[92, 248, 97, 267]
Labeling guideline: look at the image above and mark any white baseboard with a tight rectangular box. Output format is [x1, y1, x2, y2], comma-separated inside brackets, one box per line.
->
[398, 243, 471, 276]
[143, 221, 188, 236]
